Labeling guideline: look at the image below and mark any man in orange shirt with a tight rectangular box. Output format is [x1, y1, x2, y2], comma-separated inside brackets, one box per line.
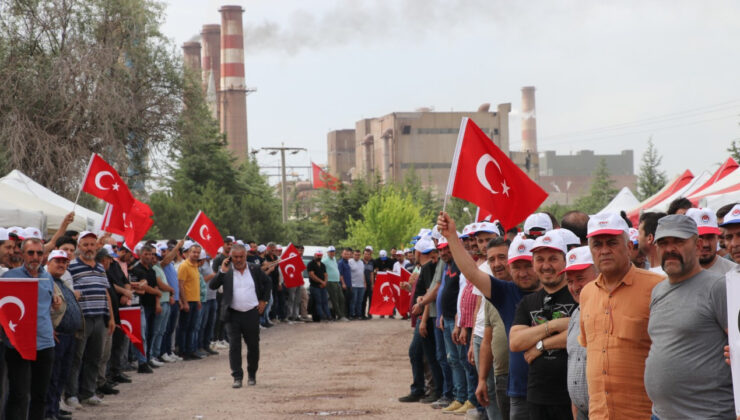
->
[578, 212, 663, 419]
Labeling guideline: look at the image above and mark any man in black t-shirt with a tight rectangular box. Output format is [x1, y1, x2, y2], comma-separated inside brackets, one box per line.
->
[306, 251, 330, 321]
[128, 245, 162, 369]
[509, 231, 576, 420]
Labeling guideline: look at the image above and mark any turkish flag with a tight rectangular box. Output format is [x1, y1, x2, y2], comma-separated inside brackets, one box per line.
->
[81, 153, 135, 211]
[0, 278, 39, 360]
[312, 162, 340, 191]
[118, 307, 145, 355]
[446, 118, 548, 229]
[475, 207, 494, 223]
[102, 200, 154, 249]
[186, 211, 224, 258]
[279, 244, 306, 288]
[390, 269, 412, 315]
[369, 272, 396, 316]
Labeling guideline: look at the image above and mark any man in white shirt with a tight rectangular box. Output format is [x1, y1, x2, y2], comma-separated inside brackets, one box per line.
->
[211, 244, 271, 388]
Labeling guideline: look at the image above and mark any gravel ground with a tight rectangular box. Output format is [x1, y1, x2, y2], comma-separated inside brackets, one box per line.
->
[71, 317, 450, 419]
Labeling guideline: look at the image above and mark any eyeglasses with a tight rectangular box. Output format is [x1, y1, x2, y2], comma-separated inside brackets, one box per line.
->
[25, 250, 44, 256]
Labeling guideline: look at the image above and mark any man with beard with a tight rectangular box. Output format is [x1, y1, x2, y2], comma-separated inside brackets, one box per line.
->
[66, 232, 116, 407]
[437, 212, 541, 420]
[509, 230, 577, 420]
[562, 246, 598, 420]
[579, 213, 663, 419]
[628, 228, 648, 269]
[2, 239, 60, 420]
[685, 207, 737, 274]
[644, 215, 734, 419]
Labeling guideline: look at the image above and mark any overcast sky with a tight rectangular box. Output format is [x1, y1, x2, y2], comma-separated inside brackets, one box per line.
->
[162, 0, 740, 183]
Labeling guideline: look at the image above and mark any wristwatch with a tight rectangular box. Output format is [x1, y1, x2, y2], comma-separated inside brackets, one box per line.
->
[536, 340, 544, 352]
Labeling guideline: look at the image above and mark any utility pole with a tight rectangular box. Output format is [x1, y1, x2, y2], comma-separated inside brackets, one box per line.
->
[259, 144, 307, 223]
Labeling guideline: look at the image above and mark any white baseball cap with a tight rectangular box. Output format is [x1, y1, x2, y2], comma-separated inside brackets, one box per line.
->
[379, 250, 388, 258]
[77, 231, 97, 244]
[561, 246, 594, 274]
[628, 228, 639, 244]
[182, 240, 195, 251]
[327, 245, 336, 252]
[23, 227, 42, 240]
[365, 245, 373, 252]
[47, 249, 70, 262]
[414, 237, 436, 254]
[431, 225, 442, 240]
[587, 212, 629, 238]
[460, 224, 473, 239]
[103, 244, 119, 258]
[508, 235, 535, 264]
[0, 228, 9, 241]
[7, 226, 23, 239]
[395, 249, 405, 255]
[437, 236, 449, 249]
[199, 249, 207, 260]
[686, 207, 721, 235]
[475, 222, 499, 236]
[524, 213, 553, 235]
[531, 230, 567, 254]
[552, 228, 580, 246]
[257, 244, 267, 253]
[721, 204, 740, 226]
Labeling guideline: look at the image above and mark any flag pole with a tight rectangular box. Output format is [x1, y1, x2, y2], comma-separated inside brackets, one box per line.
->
[442, 118, 468, 215]
[74, 153, 96, 211]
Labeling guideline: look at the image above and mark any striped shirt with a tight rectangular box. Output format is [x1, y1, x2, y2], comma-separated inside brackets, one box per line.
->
[68, 258, 110, 317]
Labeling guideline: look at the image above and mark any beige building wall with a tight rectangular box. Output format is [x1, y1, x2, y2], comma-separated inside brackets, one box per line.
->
[327, 129, 356, 182]
[351, 104, 512, 195]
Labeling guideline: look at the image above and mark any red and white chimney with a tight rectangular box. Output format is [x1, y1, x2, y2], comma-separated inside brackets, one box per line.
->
[219, 5, 248, 159]
[182, 41, 202, 74]
[200, 24, 221, 120]
[521, 86, 537, 153]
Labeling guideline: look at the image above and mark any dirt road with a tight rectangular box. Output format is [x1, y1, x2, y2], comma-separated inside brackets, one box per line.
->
[73, 318, 449, 419]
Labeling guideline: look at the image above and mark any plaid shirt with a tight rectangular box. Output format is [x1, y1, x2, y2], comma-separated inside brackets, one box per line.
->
[567, 307, 588, 414]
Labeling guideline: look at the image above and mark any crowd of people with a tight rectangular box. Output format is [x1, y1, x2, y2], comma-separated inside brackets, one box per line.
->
[395, 197, 737, 420]
[0, 211, 419, 420]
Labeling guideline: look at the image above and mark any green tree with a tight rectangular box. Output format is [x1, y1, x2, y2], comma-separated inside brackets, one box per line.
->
[343, 189, 432, 252]
[573, 158, 619, 214]
[728, 140, 740, 163]
[637, 137, 667, 200]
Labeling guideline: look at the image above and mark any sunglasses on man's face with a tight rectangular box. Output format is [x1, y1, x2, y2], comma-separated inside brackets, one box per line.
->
[25, 250, 44, 256]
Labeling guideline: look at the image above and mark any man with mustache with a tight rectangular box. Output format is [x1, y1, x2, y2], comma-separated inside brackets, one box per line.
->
[578, 213, 663, 419]
[685, 207, 737, 274]
[562, 246, 598, 420]
[644, 214, 734, 419]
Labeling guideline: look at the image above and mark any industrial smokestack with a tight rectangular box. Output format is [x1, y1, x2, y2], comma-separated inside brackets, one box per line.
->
[219, 5, 248, 159]
[200, 24, 221, 120]
[521, 86, 537, 153]
[477, 103, 491, 112]
[182, 41, 202, 74]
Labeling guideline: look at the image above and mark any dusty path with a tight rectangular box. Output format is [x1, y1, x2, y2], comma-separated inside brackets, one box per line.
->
[73, 318, 449, 419]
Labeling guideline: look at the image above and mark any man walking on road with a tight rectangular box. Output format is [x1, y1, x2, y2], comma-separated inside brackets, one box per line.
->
[210, 244, 271, 388]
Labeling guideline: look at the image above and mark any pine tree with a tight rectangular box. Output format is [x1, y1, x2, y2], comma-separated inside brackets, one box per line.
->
[573, 158, 618, 214]
[728, 140, 740, 163]
[637, 137, 667, 200]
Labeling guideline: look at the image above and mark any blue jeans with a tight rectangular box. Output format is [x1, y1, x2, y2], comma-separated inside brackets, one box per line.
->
[151, 302, 170, 359]
[162, 303, 179, 355]
[309, 286, 331, 320]
[176, 302, 200, 354]
[193, 301, 205, 350]
[261, 292, 274, 324]
[45, 332, 75, 418]
[443, 317, 467, 403]
[459, 329, 479, 407]
[409, 316, 443, 396]
[473, 334, 501, 420]
[350, 287, 365, 318]
[199, 299, 217, 349]
[434, 320, 453, 400]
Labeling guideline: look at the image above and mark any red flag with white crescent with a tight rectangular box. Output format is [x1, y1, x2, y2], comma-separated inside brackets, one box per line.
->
[369, 272, 396, 316]
[185, 211, 224, 258]
[312, 162, 340, 191]
[118, 307, 144, 355]
[81, 153, 135, 211]
[446, 118, 547, 229]
[390, 269, 412, 315]
[0, 278, 39, 360]
[101, 201, 154, 250]
[279, 243, 306, 288]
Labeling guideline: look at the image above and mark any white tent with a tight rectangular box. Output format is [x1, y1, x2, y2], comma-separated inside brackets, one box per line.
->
[643, 170, 711, 213]
[0, 170, 102, 230]
[597, 187, 640, 215]
[0, 198, 47, 231]
[0, 184, 87, 232]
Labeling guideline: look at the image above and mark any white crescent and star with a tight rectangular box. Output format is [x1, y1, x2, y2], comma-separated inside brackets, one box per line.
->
[285, 264, 296, 276]
[475, 154, 511, 197]
[94, 171, 114, 191]
[121, 320, 133, 334]
[0, 296, 25, 332]
[199, 225, 212, 241]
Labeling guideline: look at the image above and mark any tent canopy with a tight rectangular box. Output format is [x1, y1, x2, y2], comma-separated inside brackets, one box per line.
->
[689, 157, 738, 198]
[597, 187, 640, 215]
[643, 170, 711, 213]
[627, 169, 694, 225]
[0, 170, 102, 231]
[0, 198, 47, 231]
[0, 184, 87, 233]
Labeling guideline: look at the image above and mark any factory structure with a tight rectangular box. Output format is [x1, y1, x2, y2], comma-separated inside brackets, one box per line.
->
[327, 86, 636, 205]
[182, 5, 249, 160]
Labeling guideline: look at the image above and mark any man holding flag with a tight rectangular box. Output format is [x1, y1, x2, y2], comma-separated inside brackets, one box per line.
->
[2, 237, 59, 420]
